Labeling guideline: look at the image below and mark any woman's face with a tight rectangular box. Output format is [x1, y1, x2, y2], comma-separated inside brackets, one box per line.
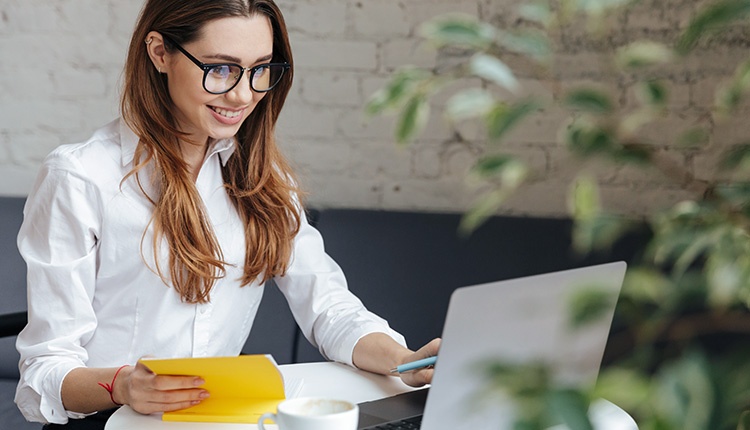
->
[162, 15, 274, 145]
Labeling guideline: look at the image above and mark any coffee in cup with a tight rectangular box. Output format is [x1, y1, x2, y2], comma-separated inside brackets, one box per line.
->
[257, 397, 359, 430]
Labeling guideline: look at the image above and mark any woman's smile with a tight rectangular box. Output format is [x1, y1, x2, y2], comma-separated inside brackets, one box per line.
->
[209, 105, 245, 124]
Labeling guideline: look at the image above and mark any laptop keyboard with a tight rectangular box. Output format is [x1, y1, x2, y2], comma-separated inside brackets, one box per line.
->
[362, 415, 422, 429]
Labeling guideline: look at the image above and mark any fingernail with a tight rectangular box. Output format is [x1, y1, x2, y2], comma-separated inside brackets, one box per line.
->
[194, 378, 205, 386]
[191, 400, 201, 405]
[199, 391, 210, 399]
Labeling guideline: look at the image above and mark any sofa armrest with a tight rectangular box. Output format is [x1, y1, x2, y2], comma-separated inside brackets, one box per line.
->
[0, 312, 26, 339]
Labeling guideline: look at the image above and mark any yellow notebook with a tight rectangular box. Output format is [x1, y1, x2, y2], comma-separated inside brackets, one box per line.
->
[139, 354, 292, 423]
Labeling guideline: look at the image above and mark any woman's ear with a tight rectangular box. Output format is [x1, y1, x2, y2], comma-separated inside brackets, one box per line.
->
[144, 31, 169, 74]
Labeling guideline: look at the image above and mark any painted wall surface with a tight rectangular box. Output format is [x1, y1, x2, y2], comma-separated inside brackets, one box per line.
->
[0, 0, 746, 217]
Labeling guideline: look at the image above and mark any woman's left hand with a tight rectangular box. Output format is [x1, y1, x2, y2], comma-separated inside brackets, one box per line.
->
[397, 338, 441, 387]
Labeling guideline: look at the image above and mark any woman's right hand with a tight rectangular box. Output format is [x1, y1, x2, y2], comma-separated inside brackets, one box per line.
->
[115, 360, 209, 414]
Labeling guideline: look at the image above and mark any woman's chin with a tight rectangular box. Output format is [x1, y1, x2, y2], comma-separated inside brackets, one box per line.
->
[209, 124, 243, 141]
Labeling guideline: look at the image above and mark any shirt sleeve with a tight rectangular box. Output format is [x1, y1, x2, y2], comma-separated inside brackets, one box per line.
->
[15, 150, 102, 424]
[273, 213, 406, 366]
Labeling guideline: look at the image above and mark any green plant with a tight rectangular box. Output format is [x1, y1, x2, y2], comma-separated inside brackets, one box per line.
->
[368, 0, 750, 428]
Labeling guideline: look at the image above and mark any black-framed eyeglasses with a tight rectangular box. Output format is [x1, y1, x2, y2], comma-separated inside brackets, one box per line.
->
[163, 36, 290, 94]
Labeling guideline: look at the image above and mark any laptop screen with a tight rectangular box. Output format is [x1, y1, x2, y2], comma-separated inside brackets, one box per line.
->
[422, 262, 626, 430]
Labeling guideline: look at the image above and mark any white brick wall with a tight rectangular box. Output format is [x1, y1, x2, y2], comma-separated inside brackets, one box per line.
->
[1, 0, 748, 218]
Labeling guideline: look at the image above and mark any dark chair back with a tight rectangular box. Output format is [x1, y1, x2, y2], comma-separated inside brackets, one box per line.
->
[0, 197, 27, 378]
[294, 209, 647, 362]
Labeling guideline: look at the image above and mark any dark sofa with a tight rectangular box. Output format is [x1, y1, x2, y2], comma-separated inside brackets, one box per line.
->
[0, 197, 34, 429]
[0, 197, 646, 427]
[289, 209, 646, 363]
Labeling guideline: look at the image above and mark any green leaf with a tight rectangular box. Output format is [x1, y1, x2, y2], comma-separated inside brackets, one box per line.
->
[714, 182, 750, 219]
[565, 121, 616, 156]
[547, 389, 594, 430]
[396, 94, 430, 144]
[616, 41, 675, 70]
[732, 58, 750, 89]
[519, 1, 552, 26]
[672, 227, 720, 276]
[471, 154, 525, 180]
[480, 360, 550, 394]
[445, 88, 496, 120]
[717, 84, 745, 115]
[677, 127, 710, 148]
[594, 367, 651, 415]
[460, 159, 528, 233]
[470, 53, 520, 92]
[574, 216, 634, 254]
[637, 80, 668, 107]
[569, 176, 600, 220]
[715, 182, 750, 202]
[717, 58, 750, 113]
[719, 143, 750, 169]
[613, 144, 652, 165]
[576, 0, 634, 14]
[486, 99, 541, 142]
[460, 189, 510, 234]
[419, 13, 496, 49]
[706, 255, 743, 307]
[720, 144, 750, 171]
[568, 285, 619, 327]
[366, 68, 430, 115]
[654, 351, 715, 430]
[564, 88, 614, 113]
[621, 268, 672, 304]
[677, 0, 750, 55]
[498, 29, 552, 64]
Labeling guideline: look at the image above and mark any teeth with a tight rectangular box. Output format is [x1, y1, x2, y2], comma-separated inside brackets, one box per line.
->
[212, 107, 241, 118]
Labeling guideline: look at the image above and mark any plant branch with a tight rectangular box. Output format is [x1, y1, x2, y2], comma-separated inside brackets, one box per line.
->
[605, 310, 750, 363]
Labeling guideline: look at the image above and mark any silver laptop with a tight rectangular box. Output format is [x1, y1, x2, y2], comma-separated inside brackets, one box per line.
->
[358, 261, 627, 430]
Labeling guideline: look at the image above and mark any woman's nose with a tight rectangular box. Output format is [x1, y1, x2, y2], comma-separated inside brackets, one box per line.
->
[225, 72, 255, 104]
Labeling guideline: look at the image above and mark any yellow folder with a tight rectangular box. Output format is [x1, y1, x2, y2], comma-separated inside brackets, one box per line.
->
[139, 354, 287, 423]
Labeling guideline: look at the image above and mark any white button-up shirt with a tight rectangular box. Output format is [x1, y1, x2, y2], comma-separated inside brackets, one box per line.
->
[15, 119, 405, 424]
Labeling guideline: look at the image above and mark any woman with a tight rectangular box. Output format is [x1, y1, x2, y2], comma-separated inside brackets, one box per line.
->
[14, 0, 439, 428]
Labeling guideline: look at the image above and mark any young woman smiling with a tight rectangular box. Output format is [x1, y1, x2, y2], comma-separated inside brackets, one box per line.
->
[14, 1, 440, 429]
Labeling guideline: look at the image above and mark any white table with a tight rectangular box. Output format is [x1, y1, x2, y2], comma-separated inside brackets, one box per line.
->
[104, 362, 638, 430]
[105, 362, 415, 430]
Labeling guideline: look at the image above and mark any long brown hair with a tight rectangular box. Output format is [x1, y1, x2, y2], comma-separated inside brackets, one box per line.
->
[121, 0, 300, 303]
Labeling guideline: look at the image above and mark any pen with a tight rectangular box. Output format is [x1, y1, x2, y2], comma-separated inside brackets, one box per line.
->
[389, 356, 438, 374]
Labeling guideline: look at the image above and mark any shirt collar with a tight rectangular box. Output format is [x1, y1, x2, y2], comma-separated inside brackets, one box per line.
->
[211, 137, 237, 167]
[119, 118, 139, 167]
[119, 118, 237, 167]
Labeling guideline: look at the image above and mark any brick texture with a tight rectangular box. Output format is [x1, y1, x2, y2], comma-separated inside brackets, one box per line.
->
[1, 0, 748, 218]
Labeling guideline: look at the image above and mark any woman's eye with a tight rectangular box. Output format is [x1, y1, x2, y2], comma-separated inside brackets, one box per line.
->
[253, 66, 270, 81]
[208, 65, 233, 80]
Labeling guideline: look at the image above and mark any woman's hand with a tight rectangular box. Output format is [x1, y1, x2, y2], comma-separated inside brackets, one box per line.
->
[397, 338, 441, 388]
[115, 360, 209, 414]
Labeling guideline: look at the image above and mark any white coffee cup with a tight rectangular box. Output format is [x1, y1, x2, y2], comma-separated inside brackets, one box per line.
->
[257, 397, 359, 430]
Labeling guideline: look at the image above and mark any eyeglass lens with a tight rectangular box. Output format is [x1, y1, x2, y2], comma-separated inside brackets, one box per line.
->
[204, 64, 286, 94]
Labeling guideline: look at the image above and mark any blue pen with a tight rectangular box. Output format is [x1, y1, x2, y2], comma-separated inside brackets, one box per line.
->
[389, 356, 438, 373]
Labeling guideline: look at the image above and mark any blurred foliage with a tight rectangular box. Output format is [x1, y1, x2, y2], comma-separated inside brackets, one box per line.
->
[368, 0, 750, 428]
[472, 360, 595, 430]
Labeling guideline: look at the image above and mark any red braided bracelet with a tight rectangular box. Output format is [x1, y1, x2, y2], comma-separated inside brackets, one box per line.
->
[98, 365, 129, 406]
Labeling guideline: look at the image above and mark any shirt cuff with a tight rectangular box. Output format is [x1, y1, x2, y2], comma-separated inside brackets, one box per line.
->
[336, 323, 407, 368]
[17, 361, 86, 424]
